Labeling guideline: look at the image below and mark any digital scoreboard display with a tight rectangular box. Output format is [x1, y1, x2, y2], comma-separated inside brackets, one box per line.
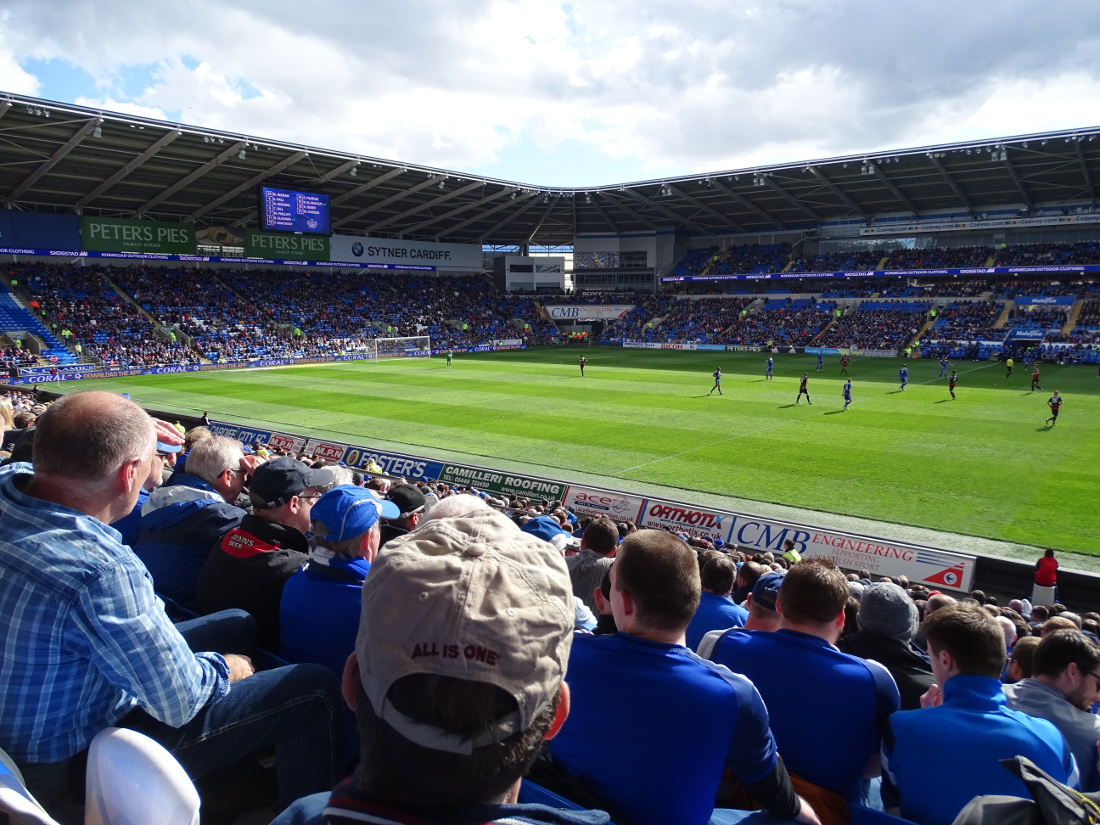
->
[259, 186, 330, 235]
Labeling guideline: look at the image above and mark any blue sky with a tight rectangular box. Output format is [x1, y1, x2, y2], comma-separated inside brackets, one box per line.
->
[3, 1, 1100, 187]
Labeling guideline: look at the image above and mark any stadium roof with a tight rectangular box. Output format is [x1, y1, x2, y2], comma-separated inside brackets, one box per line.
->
[3, 91, 1100, 248]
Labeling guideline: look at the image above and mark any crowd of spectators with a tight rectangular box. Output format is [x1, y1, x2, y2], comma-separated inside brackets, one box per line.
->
[816, 301, 931, 350]
[1007, 305, 1070, 330]
[926, 300, 1004, 342]
[715, 298, 835, 346]
[4, 264, 562, 368]
[8, 263, 197, 368]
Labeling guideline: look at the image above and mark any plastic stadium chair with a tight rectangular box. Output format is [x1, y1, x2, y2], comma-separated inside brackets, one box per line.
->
[84, 728, 200, 825]
[0, 745, 62, 825]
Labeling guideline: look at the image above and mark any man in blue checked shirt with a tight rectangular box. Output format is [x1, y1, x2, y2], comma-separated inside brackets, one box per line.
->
[0, 391, 341, 823]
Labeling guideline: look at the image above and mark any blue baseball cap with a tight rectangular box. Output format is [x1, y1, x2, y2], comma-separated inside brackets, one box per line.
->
[312, 485, 399, 541]
[156, 438, 183, 454]
[751, 571, 785, 612]
[520, 515, 567, 544]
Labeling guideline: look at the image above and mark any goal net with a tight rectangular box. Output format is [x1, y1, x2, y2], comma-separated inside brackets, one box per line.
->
[375, 335, 432, 360]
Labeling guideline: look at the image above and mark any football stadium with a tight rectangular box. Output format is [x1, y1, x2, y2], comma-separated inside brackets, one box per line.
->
[4, 79, 1100, 823]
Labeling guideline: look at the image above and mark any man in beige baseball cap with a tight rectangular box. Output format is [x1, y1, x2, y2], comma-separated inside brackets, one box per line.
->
[271, 507, 609, 825]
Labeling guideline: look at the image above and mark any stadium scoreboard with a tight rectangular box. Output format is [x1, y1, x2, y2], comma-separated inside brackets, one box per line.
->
[259, 186, 330, 235]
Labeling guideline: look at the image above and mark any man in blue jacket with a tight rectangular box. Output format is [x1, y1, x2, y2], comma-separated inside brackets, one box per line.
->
[133, 435, 262, 605]
[882, 603, 1077, 825]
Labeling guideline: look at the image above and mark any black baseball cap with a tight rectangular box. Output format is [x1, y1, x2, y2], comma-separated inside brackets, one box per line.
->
[249, 457, 334, 509]
[387, 483, 427, 516]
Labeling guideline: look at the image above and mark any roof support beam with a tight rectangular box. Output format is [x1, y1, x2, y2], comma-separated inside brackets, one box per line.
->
[588, 194, 623, 234]
[405, 188, 506, 235]
[597, 192, 658, 231]
[189, 151, 307, 223]
[477, 192, 541, 240]
[525, 197, 562, 244]
[759, 176, 822, 222]
[808, 166, 867, 219]
[707, 179, 785, 229]
[926, 156, 971, 214]
[666, 184, 746, 232]
[331, 167, 406, 207]
[77, 129, 181, 210]
[137, 141, 246, 216]
[620, 188, 708, 234]
[6, 117, 100, 205]
[333, 176, 440, 229]
[371, 180, 484, 233]
[441, 190, 528, 236]
[1073, 141, 1095, 208]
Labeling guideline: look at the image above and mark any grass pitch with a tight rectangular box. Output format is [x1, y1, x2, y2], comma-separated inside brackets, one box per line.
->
[74, 347, 1100, 555]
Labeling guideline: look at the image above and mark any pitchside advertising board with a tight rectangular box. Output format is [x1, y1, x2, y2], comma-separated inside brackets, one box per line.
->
[203, 414, 975, 591]
[146, 411, 984, 588]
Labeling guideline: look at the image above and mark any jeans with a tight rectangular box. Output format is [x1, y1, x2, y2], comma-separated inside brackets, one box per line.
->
[125, 610, 343, 811]
[21, 610, 342, 818]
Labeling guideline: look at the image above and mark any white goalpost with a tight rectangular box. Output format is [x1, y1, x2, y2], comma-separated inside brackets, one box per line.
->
[374, 335, 432, 360]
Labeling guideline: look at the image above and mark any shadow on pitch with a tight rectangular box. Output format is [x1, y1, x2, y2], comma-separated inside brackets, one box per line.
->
[823, 409, 846, 415]
[934, 399, 950, 404]
[779, 403, 801, 409]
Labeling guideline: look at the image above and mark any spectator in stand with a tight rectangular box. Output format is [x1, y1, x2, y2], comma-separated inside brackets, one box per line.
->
[1004, 629, 1100, 791]
[685, 555, 748, 651]
[377, 483, 426, 549]
[549, 530, 820, 825]
[0, 391, 341, 822]
[271, 507, 603, 825]
[706, 558, 900, 816]
[837, 582, 934, 711]
[195, 457, 335, 650]
[730, 558, 766, 604]
[111, 421, 185, 546]
[1, 409, 35, 454]
[279, 486, 393, 679]
[882, 603, 1077, 825]
[1005, 635, 1041, 683]
[565, 516, 617, 615]
[133, 435, 259, 605]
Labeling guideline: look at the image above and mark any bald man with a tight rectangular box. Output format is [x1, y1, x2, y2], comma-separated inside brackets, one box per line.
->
[0, 392, 340, 822]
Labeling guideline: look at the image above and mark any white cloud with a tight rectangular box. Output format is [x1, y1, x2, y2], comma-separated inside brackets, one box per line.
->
[3, 0, 1100, 184]
[0, 19, 40, 95]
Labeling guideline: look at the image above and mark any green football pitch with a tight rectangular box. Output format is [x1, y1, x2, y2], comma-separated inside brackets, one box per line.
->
[70, 347, 1100, 555]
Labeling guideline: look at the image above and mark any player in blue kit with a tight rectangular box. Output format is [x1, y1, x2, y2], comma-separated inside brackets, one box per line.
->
[816, 351, 824, 371]
[709, 367, 723, 395]
[796, 373, 811, 404]
[899, 364, 908, 391]
[938, 356, 949, 378]
[765, 356, 774, 380]
[842, 379, 852, 410]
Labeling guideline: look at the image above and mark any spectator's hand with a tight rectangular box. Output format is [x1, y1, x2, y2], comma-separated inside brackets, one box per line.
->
[794, 797, 822, 825]
[151, 418, 184, 450]
[919, 683, 942, 708]
[224, 654, 255, 683]
[239, 454, 266, 475]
